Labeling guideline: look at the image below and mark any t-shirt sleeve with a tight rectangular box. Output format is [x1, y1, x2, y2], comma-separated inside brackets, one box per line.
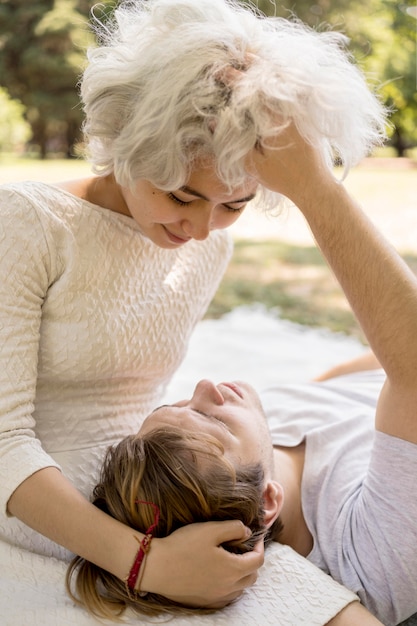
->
[326, 431, 417, 625]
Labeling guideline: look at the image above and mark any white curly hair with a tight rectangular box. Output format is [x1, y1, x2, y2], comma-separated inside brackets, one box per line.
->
[80, 0, 388, 197]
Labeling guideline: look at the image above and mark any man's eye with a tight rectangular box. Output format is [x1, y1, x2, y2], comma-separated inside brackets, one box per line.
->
[194, 409, 211, 419]
[194, 409, 227, 427]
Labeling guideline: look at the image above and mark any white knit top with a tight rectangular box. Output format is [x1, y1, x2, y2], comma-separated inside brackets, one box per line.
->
[0, 181, 232, 558]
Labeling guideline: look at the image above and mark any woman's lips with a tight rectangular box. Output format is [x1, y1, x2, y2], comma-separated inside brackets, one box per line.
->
[163, 226, 190, 244]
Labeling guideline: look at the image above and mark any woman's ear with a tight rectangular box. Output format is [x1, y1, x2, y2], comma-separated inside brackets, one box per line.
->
[263, 480, 284, 528]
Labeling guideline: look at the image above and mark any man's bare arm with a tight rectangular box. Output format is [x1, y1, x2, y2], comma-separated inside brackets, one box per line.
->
[249, 125, 417, 444]
[314, 351, 381, 382]
[326, 601, 384, 626]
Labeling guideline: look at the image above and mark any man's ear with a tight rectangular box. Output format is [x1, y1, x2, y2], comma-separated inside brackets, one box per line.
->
[263, 480, 284, 528]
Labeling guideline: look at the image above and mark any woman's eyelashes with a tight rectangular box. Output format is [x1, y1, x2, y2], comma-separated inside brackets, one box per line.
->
[225, 205, 244, 214]
[167, 192, 245, 213]
[167, 192, 188, 206]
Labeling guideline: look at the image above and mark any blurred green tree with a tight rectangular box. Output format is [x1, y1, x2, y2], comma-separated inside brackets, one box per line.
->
[246, 0, 417, 155]
[0, 87, 31, 152]
[0, 0, 415, 156]
[0, 0, 92, 157]
[346, 1, 417, 155]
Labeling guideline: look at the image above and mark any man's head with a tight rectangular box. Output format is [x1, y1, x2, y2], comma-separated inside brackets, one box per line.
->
[139, 379, 284, 540]
[67, 380, 284, 618]
[98, 376, 286, 543]
[141, 379, 278, 479]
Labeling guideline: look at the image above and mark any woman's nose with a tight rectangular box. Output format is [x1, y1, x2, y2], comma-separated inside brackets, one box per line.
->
[191, 379, 225, 406]
[181, 204, 213, 240]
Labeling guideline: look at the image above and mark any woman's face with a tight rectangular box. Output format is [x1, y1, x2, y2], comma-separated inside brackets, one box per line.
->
[121, 162, 257, 248]
[139, 379, 274, 475]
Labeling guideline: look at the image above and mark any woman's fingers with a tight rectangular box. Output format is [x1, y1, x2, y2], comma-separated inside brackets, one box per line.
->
[246, 121, 331, 203]
[142, 521, 264, 607]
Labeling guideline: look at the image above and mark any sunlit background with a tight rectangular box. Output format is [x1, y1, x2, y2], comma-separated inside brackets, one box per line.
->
[0, 0, 416, 160]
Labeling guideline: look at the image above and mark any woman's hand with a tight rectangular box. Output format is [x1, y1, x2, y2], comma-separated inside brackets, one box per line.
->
[246, 121, 333, 206]
[140, 520, 264, 607]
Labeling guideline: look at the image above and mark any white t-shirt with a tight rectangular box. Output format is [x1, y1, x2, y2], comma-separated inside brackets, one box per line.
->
[261, 370, 417, 626]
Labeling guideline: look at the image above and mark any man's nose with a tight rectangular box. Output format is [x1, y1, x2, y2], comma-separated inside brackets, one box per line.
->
[181, 204, 213, 240]
[191, 379, 225, 405]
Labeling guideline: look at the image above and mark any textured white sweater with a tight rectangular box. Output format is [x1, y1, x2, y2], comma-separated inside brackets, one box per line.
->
[0, 181, 232, 558]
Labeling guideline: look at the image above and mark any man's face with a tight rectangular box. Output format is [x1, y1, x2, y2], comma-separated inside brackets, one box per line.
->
[139, 379, 274, 475]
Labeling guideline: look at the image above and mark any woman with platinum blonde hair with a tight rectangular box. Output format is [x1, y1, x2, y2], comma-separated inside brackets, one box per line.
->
[0, 0, 387, 615]
[82, 0, 385, 192]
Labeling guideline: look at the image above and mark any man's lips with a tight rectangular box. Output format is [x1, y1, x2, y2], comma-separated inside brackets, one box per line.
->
[219, 382, 244, 399]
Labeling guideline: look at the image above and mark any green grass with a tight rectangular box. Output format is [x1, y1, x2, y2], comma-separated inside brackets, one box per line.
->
[207, 240, 417, 342]
[207, 240, 364, 338]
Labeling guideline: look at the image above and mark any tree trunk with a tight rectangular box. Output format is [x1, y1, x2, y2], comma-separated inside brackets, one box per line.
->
[65, 118, 81, 159]
[31, 118, 48, 159]
[392, 126, 407, 157]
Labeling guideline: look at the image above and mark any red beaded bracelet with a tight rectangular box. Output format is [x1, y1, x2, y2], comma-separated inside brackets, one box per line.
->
[125, 501, 160, 595]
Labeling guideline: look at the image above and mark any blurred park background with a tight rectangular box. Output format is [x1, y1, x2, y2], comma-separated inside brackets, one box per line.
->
[0, 0, 416, 343]
[1, 0, 416, 159]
